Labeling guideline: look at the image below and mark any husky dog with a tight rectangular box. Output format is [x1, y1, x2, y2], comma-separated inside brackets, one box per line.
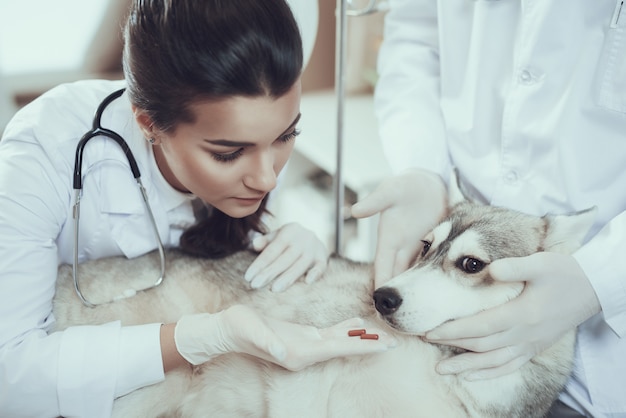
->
[53, 177, 595, 418]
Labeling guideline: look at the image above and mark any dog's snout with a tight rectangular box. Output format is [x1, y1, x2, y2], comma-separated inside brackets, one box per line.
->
[373, 287, 403, 316]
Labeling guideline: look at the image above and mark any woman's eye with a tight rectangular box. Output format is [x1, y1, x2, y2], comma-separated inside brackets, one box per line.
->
[209, 129, 300, 163]
[420, 240, 431, 257]
[210, 148, 244, 163]
[278, 128, 301, 143]
[459, 257, 485, 274]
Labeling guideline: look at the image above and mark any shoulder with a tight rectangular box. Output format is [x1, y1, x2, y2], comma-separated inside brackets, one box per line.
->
[39, 79, 127, 109]
[2, 79, 128, 145]
[0, 79, 132, 192]
[1, 78, 129, 157]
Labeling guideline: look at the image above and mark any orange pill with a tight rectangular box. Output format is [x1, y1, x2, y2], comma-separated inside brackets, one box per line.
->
[360, 333, 379, 340]
[348, 329, 366, 337]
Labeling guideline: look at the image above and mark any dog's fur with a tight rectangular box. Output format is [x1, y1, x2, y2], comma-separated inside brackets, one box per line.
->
[52, 178, 595, 418]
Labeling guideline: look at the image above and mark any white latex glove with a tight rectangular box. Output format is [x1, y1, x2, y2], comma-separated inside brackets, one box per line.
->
[174, 305, 396, 370]
[351, 169, 447, 286]
[425, 252, 601, 380]
[244, 222, 328, 292]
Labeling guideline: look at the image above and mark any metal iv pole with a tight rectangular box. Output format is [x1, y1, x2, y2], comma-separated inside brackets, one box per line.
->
[333, 0, 389, 255]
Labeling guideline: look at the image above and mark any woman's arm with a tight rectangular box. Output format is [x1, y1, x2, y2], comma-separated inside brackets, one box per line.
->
[0, 101, 165, 417]
[160, 323, 189, 372]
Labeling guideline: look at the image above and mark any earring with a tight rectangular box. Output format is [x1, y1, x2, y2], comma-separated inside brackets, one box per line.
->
[149, 138, 155, 144]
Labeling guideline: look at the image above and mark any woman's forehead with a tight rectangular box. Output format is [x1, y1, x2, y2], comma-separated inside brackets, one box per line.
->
[184, 83, 301, 142]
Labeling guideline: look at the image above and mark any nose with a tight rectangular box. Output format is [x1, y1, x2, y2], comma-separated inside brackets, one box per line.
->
[244, 152, 277, 192]
[373, 287, 403, 316]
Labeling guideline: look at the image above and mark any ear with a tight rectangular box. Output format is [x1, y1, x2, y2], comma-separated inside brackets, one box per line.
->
[543, 207, 597, 254]
[132, 105, 159, 143]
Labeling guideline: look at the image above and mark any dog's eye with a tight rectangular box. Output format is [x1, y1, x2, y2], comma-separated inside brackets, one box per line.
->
[420, 240, 431, 257]
[459, 257, 485, 274]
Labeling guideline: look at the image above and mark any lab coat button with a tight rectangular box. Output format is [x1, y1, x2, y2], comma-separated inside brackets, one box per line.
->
[504, 171, 518, 184]
[519, 70, 533, 84]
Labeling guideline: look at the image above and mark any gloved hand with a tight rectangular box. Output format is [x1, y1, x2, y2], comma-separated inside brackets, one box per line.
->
[425, 252, 601, 380]
[175, 305, 396, 370]
[351, 169, 447, 286]
[244, 222, 328, 292]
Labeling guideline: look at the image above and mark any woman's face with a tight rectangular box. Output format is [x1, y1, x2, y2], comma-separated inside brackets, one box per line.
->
[148, 82, 301, 218]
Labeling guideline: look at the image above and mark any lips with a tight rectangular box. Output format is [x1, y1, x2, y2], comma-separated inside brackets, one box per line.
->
[233, 195, 265, 205]
[235, 195, 265, 201]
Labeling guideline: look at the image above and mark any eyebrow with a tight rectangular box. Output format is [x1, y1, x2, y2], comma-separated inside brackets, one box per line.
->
[205, 113, 302, 147]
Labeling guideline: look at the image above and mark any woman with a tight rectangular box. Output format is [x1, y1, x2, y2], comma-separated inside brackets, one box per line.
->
[0, 1, 394, 416]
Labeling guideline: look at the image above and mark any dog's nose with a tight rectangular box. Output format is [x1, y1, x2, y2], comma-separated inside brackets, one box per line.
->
[373, 287, 403, 316]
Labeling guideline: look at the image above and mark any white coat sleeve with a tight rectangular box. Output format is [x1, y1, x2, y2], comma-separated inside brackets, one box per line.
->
[374, 0, 451, 177]
[573, 211, 626, 337]
[0, 126, 163, 417]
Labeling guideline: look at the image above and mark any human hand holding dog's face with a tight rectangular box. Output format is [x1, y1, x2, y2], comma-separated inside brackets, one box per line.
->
[351, 169, 447, 287]
[424, 252, 601, 380]
[245, 222, 328, 292]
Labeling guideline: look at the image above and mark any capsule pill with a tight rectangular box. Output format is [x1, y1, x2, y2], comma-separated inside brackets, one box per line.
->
[348, 329, 366, 337]
[360, 333, 379, 340]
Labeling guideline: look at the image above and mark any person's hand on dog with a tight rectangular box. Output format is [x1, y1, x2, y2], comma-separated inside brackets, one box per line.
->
[245, 222, 328, 292]
[175, 305, 396, 371]
[425, 252, 601, 380]
[258, 315, 397, 371]
[351, 169, 447, 286]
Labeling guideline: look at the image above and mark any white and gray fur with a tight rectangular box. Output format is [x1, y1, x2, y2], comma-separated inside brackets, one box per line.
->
[53, 175, 595, 418]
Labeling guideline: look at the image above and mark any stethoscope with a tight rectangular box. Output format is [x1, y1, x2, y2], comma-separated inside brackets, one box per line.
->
[72, 88, 166, 307]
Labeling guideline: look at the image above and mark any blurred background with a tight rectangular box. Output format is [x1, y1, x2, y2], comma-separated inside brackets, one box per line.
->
[0, 0, 391, 261]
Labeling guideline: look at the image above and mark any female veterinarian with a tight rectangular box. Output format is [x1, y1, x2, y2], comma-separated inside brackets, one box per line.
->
[0, 1, 395, 416]
[352, 1, 626, 417]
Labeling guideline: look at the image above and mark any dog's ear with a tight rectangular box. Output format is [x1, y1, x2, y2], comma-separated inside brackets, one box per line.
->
[543, 207, 598, 254]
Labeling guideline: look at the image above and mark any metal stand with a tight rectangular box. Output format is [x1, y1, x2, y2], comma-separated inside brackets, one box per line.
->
[333, 0, 389, 255]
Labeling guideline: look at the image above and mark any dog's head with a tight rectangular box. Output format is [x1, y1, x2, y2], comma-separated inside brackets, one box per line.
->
[373, 171, 596, 335]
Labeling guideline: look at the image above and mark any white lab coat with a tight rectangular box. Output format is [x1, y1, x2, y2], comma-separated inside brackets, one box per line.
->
[376, 0, 626, 416]
[0, 79, 198, 417]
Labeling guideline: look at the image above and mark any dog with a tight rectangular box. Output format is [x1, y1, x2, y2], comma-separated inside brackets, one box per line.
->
[52, 175, 595, 417]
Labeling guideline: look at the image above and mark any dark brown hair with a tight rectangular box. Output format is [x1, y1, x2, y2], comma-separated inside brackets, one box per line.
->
[122, 0, 303, 258]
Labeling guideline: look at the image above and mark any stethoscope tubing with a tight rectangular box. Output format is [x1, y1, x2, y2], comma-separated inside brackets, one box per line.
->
[71, 88, 166, 307]
[73, 88, 140, 189]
